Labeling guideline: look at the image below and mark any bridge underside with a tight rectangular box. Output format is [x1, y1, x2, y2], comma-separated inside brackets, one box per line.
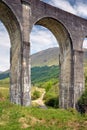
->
[0, 0, 86, 109]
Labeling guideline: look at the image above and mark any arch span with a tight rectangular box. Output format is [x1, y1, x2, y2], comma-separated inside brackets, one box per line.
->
[30, 17, 74, 108]
[0, 1, 22, 105]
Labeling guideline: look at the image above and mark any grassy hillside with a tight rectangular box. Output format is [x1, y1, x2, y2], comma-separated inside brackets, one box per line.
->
[31, 47, 59, 67]
[0, 78, 9, 88]
[0, 65, 59, 86]
[0, 101, 87, 130]
[31, 65, 59, 85]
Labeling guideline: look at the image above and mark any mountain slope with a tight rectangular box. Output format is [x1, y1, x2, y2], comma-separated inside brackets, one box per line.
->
[31, 47, 59, 67]
[31, 47, 87, 67]
[31, 65, 60, 84]
[0, 70, 9, 80]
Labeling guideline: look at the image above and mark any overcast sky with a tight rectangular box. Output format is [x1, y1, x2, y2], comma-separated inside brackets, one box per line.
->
[0, 0, 87, 71]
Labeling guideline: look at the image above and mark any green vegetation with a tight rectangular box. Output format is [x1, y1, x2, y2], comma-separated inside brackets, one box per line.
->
[1, 64, 87, 111]
[0, 77, 87, 129]
[0, 65, 59, 87]
[0, 65, 87, 129]
[31, 65, 59, 85]
[0, 65, 59, 108]
[77, 62, 87, 113]
[78, 90, 87, 114]
[45, 96, 59, 108]
[0, 80, 86, 129]
[0, 101, 87, 130]
[43, 80, 59, 108]
[0, 87, 9, 100]
[31, 90, 41, 100]
[0, 78, 9, 88]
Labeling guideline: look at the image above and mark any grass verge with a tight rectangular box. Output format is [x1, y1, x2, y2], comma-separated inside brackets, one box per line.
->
[0, 101, 87, 130]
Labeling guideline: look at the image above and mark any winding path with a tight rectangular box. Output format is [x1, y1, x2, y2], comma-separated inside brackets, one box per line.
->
[32, 88, 46, 107]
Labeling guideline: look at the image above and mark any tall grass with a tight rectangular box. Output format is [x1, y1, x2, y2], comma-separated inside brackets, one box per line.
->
[0, 101, 87, 130]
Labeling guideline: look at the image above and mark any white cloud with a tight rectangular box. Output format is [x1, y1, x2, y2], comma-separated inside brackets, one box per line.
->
[30, 26, 58, 54]
[75, 2, 87, 17]
[83, 38, 87, 49]
[48, 0, 76, 15]
[0, 22, 10, 48]
[0, 31, 10, 48]
[0, 22, 10, 71]
[47, 0, 87, 18]
[0, 55, 10, 71]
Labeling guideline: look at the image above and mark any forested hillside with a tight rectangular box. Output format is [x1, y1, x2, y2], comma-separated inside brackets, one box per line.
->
[31, 65, 59, 85]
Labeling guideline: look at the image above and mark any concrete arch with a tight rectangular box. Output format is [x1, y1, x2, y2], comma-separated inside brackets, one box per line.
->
[0, 1, 22, 105]
[31, 17, 74, 108]
[35, 17, 73, 53]
[32, 16, 73, 43]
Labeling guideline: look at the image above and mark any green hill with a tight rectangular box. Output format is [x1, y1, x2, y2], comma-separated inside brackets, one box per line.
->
[31, 47, 59, 67]
[31, 65, 59, 85]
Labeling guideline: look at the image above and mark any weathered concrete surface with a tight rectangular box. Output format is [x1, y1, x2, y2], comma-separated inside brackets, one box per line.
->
[0, 0, 87, 108]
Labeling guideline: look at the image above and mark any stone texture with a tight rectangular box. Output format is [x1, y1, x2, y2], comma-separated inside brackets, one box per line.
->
[0, 0, 87, 108]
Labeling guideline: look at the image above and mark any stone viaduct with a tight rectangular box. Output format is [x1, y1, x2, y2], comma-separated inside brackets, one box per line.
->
[0, 0, 87, 109]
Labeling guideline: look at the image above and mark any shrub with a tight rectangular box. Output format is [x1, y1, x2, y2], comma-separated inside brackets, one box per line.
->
[45, 81, 52, 92]
[32, 90, 41, 100]
[77, 90, 87, 114]
[45, 96, 59, 108]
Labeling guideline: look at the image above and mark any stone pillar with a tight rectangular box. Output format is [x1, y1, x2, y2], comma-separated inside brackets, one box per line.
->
[73, 50, 85, 108]
[59, 48, 73, 109]
[59, 49, 85, 109]
[21, 1, 31, 106]
[10, 37, 22, 105]
[21, 42, 31, 106]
